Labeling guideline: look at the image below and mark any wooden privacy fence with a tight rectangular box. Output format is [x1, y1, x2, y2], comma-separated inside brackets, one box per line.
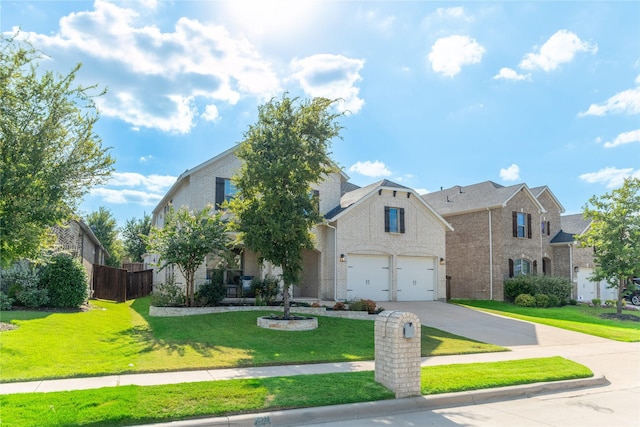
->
[93, 264, 153, 302]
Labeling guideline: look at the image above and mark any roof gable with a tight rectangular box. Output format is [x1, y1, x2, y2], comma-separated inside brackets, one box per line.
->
[421, 180, 545, 216]
[531, 185, 565, 213]
[326, 179, 453, 231]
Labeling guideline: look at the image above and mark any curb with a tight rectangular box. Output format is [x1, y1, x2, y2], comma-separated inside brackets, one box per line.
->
[142, 374, 607, 427]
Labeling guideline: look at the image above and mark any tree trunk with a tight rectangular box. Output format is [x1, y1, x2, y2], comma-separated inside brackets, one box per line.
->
[617, 278, 624, 316]
[283, 282, 291, 319]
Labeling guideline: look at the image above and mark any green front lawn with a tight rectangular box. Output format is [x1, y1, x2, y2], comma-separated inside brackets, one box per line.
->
[452, 299, 640, 342]
[0, 357, 591, 427]
[0, 297, 505, 382]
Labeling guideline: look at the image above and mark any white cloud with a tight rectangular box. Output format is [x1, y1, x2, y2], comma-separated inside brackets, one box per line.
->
[89, 188, 164, 206]
[290, 54, 365, 113]
[579, 79, 640, 117]
[358, 9, 396, 35]
[519, 30, 597, 72]
[139, 155, 152, 162]
[14, 0, 280, 133]
[493, 67, 530, 81]
[202, 104, 220, 122]
[349, 161, 392, 177]
[428, 35, 486, 77]
[108, 172, 176, 193]
[500, 164, 520, 181]
[579, 167, 640, 188]
[414, 188, 429, 195]
[603, 129, 640, 148]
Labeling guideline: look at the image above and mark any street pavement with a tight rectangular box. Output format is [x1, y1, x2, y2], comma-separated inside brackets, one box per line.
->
[2, 301, 638, 427]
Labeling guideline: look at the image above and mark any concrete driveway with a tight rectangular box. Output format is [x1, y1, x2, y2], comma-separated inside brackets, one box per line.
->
[379, 301, 611, 347]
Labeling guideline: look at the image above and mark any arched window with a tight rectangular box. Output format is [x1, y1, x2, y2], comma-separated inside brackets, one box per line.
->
[514, 259, 531, 276]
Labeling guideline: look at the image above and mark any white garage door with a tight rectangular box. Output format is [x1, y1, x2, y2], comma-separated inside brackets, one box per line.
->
[577, 268, 597, 302]
[397, 256, 436, 301]
[347, 254, 390, 301]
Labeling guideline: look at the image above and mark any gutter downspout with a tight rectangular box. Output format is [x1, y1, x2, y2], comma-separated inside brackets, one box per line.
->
[569, 243, 573, 283]
[488, 208, 493, 300]
[326, 223, 338, 301]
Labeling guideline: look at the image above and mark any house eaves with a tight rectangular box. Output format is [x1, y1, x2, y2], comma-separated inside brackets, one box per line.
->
[326, 179, 453, 231]
[77, 219, 110, 258]
[421, 181, 545, 217]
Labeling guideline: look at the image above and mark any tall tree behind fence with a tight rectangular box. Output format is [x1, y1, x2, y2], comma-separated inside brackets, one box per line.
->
[93, 264, 153, 302]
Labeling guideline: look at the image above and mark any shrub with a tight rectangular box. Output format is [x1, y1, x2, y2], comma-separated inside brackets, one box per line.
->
[591, 298, 601, 307]
[250, 275, 280, 305]
[38, 254, 88, 308]
[569, 299, 578, 306]
[151, 274, 185, 307]
[195, 280, 227, 306]
[504, 276, 571, 302]
[16, 282, 49, 308]
[604, 299, 616, 307]
[515, 293, 536, 307]
[534, 293, 550, 308]
[1, 261, 48, 308]
[333, 301, 346, 311]
[547, 294, 560, 307]
[504, 277, 536, 302]
[349, 299, 377, 313]
[0, 292, 13, 311]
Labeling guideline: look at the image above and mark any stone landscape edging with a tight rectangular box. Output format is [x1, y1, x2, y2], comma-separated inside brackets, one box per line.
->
[149, 304, 377, 320]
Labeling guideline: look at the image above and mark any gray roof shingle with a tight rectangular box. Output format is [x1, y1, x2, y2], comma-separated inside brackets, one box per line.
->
[421, 181, 527, 216]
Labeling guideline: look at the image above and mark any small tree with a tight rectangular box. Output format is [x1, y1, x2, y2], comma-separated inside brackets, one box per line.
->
[147, 205, 228, 307]
[228, 95, 343, 319]
[122, 213, 151, 262]
[578, 177, 640, 315]
[86, 207, 123, 267]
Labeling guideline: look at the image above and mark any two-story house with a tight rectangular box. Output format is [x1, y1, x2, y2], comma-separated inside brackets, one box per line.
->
[147, 146, 452, 302]
[421, 181, 566, 300]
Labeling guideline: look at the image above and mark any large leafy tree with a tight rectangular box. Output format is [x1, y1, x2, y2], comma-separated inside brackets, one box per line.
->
[147, 205, 229, 307]
[578, 177, 640, 315]
[86, 207, 123, 267]
[0, 35, 114, 266]
[122, 213, 151, 262]
[228, 95, 343, 319]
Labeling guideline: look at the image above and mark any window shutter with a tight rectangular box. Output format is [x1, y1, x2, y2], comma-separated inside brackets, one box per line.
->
[384, 206, 390, 232]
[508, 259, 514, 278]
[215, 177, 225, 208]
[512, 212, 517, 237]
[547, 221, 550, 236]
[399, 208, 405, 233]
[527, 213, 532, 239]
[533, 260, 538, 275]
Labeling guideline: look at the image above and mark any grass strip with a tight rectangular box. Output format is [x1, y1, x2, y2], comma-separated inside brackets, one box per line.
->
[1, 357, 591, 427]
[452, 299, 640, 342]
[0, 298, 504, 382]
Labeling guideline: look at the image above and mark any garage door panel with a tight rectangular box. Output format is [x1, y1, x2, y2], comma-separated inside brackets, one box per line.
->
[397, 256, 435, 301]
[347, 255, 390, 301]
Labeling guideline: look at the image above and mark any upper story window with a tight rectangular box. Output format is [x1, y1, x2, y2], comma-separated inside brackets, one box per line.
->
[215, 177, 236, 209]
[512, 211, 532, 239]
[541, 221, 550, 236]
[384, 206, 405, 234]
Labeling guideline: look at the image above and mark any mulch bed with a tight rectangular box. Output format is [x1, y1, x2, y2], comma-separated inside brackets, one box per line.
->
[599, 313, 640, 322]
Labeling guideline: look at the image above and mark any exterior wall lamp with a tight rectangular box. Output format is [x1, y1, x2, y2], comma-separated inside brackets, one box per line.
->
[340, 254, 346, 263]
[439, 257, 445, 265]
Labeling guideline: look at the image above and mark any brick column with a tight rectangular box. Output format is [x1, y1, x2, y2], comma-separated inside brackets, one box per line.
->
[374, 310, 421, 398]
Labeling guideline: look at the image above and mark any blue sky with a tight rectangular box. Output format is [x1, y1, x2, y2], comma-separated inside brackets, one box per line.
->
[4, 1, 639, 227]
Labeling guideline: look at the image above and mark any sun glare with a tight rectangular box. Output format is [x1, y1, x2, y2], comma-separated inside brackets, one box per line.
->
[221, 0, 320, 40]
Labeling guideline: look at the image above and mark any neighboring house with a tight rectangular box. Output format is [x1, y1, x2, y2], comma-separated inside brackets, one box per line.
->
[551, 214, 615, 301]
[52, 218, 109, 285]
[147, 146, 451, 302]
[421, 181, 567, 300]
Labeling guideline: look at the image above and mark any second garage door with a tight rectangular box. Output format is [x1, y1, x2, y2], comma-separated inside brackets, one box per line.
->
[347, 254, 390, 301]
[397, 256, 436, 301]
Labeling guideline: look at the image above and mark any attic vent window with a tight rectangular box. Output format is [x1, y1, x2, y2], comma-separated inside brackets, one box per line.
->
[384, 206, 405, 234]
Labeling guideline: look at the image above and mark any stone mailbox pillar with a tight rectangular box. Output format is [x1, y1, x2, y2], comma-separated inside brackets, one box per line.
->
[375, 310, 421, 398]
